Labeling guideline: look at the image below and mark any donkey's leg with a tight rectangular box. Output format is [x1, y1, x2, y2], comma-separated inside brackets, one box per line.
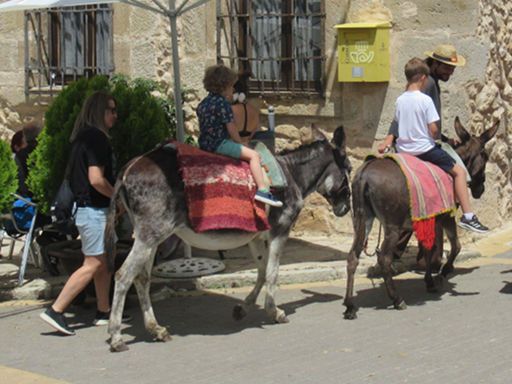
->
[109, 238, 156, 352]
[395, 229, 413, 260]
[440, 217, 461, 278]
[378, 229, 407, 310]
[343, 239, 365, 320]
[264, 235, 288, 323]
[133, 247, 171, 342]
[422, 243, 437, 293]
[233, 238, 268, 321]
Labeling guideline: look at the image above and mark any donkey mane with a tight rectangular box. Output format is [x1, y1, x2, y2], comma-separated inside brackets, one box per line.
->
[278, 139, 330, 164]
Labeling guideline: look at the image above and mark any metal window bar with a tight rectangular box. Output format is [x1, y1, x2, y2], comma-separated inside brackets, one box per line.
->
[23, 6, 113, 101]
[216, 0, 325, 96]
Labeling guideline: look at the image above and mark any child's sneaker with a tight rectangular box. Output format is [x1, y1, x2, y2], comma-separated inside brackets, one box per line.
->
[93, 310, 132, 326]
[39, 307, 75, 336]
[255, 190, 283, 207]
[458, 215, 489, 233]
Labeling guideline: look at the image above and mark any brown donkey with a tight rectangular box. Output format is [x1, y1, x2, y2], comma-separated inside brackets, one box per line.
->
[344, 117, 499, 320]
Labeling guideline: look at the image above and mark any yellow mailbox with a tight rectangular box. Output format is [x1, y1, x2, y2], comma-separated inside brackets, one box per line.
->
[335, 21, 391, 82]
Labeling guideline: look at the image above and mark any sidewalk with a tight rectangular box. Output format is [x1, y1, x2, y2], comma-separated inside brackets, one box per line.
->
[1, 222, 511, 302]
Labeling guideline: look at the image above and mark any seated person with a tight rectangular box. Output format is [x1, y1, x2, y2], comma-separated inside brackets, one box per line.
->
[9, 123, 51, 231]
[379, 57, 488, 233]
[231, 72, 260, 146]
[11, 122, 41, 198]
[197, 65, 282, 207]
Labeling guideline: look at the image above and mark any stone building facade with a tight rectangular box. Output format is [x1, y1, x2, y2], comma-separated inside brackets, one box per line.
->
[0, 0, 510, 235]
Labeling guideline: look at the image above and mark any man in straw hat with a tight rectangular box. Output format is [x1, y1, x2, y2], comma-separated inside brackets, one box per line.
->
[423, 44, 466, 141]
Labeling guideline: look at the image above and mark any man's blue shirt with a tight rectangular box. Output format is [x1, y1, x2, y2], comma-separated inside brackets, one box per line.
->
[197, 93, 234, 152]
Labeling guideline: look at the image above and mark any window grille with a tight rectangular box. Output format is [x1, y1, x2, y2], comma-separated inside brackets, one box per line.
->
[216, 0, 325, 96]
[24, 5, 114, 101]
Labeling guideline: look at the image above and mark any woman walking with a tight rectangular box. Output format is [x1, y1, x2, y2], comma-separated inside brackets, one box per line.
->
[40, 91, 126, 335]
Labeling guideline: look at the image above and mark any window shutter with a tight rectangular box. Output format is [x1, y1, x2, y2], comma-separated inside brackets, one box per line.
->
[62, 12, 84, 75]
[251, 0, 281, 82]
[96, 6, 113, 74]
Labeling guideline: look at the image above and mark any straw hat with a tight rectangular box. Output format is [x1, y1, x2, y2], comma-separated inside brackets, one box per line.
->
[424, 44, 466, 67]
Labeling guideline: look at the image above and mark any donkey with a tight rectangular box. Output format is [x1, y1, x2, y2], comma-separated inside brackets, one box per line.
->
[343, 117, 499, 320]
[105, 126, 351, 352]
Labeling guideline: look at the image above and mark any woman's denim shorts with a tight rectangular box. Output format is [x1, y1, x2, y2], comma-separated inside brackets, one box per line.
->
[75, 206, 109, 256]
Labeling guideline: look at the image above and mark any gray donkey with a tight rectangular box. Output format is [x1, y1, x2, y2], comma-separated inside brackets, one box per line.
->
[105, 126, 351, 352]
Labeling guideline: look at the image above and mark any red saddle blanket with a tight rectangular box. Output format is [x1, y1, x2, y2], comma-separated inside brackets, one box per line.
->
[175, 142, 270, 233]
[385, 153, 456, 250]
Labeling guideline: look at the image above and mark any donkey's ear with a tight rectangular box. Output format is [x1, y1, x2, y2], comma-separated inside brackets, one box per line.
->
[479, 120, 500, 144]
[454, 116, 471, 143]
[332, 126, 346, 149]
[311, 123, 327, 141]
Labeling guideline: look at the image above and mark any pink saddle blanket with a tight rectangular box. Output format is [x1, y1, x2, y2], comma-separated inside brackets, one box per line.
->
[384, 153, 456, 249]
[174, 142, 270, 233]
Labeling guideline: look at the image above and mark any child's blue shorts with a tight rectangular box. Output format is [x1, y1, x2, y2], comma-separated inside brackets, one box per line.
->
[215, 139, 242, 159]
[417, 144, 456, 173]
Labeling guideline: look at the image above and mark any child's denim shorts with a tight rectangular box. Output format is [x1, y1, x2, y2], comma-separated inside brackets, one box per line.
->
[417, 144, 456, 173]
[215, 139, 242, 159]
[75, 206, 109, 256]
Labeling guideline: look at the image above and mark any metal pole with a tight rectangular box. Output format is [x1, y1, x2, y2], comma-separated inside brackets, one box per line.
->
[169, 0, 185, 143]
[24, 12, 30, 102]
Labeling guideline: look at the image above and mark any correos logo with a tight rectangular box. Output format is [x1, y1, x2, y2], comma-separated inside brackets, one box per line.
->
[350, 41, 374, 63]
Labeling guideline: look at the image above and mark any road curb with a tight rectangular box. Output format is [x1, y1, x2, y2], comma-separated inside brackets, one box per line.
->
[0, 246, 490, 301]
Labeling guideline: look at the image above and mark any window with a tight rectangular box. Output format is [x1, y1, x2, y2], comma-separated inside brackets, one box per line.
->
[48, 5, 114, 83]
[217, 0, 325, 96]
[24, 5, 113, 98]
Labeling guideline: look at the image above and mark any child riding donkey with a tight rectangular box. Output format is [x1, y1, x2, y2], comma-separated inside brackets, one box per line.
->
[197, 65, 282, 207]
[378, 57, 489, 233]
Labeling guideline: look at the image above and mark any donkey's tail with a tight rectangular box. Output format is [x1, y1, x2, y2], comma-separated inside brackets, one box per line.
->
[105, 178, 124, 272]
[350, 161, 376, 255]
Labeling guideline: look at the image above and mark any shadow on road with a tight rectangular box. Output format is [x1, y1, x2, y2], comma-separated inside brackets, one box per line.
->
[349, 266, 480, 311]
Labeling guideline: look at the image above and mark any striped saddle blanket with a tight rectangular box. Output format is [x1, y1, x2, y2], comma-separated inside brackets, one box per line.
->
[384, 153, 456, 249]
[174, 142, 270, 233]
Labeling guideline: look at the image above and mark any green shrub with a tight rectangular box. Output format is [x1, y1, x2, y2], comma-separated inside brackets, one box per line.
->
[27, 75, 177, 212]
[0, 139, 18, 213]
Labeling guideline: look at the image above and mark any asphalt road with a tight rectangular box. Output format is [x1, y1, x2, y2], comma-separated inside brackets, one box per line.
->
[1, 237, 512, 384]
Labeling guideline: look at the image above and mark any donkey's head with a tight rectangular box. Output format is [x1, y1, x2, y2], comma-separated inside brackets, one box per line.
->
[453, 117, 499, 199]
[314, 125, 351, 217]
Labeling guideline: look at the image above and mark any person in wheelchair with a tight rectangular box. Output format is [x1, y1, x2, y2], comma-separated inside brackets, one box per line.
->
[5, 126, 61, 271]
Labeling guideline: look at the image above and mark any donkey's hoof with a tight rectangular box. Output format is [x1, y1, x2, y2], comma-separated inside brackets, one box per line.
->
[275, 311, 289, 324]
[110, 341, 129, 353]
[426, 285, 438, 293]
[394, 300, 407, 310]
[274, 316, 289, 324]
[343, 310, 358, 320]
[232, 304, 247, 321]
[441, 265, 454, 277]
[154, 327, 172, 342]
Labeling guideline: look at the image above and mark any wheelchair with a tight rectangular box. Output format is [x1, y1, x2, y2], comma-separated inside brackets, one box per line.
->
[0, 194, 65, 286]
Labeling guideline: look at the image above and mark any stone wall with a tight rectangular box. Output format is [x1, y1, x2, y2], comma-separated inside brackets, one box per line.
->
[467, 0, 512, 226]
[0, 1, 510, 234]
[0, 12, 26, 106]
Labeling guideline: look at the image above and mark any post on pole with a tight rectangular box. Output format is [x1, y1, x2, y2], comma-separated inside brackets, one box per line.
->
[168, 0, 185, 143]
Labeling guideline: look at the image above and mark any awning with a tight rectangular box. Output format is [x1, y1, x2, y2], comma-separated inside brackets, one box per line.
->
[0, 0, 118, 12]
